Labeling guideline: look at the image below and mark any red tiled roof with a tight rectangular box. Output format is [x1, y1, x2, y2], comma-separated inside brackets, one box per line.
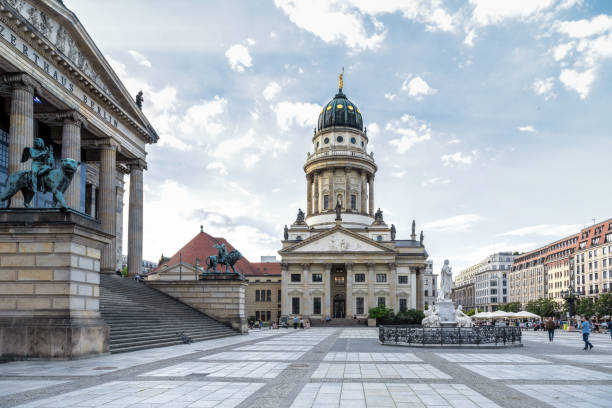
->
[249, 262, 282, 276]
[152, 231, 259, 275]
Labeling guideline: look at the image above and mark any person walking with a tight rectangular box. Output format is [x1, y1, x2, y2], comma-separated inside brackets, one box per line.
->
[581, 316, 594, 350]
[546, 318, 555, 342]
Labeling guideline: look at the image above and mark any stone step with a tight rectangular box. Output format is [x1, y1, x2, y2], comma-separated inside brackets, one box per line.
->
[99, 274, 239, 353]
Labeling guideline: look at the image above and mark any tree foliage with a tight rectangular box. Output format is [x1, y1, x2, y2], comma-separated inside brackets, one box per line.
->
[595, 293, 612, 317]
[576, 297, 596, 317]
[499, 302, 521, 313]
[466, 308, 482, 316]
[525, 298, 559, 317]
[368, 306, 424, 325]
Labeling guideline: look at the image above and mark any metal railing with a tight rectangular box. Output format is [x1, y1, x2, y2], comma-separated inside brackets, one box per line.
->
[306, 149, 375, 164]
[379, 326, 522, 347]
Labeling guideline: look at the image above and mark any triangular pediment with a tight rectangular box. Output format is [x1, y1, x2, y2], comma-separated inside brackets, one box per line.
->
[280, 226, 395, 254]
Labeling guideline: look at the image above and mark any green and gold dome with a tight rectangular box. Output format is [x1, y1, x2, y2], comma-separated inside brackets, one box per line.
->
[317, 72, 363, 132]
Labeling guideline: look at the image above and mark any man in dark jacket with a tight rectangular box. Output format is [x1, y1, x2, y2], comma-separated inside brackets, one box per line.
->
[545, 318, 555, 342]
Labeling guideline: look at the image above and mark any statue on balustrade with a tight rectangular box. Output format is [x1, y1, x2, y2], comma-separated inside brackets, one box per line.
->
[0, 138, 80, 210]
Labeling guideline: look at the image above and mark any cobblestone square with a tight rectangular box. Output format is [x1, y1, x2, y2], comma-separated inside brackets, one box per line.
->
[1, 328, 611, 407]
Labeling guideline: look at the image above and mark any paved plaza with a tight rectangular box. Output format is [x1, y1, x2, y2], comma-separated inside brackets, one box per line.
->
[0, 328, 611, 407]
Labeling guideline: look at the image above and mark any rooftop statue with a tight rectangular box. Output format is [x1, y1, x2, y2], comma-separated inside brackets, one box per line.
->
[420, 230, 424, 245]
[296, 208, 305, 223]
[205, 243, 242, 275]
[390, 224, 396, 241]
[283, 224, 289, 240]
[135, 90, 144, 110]
[335, 199, 342, 221]
[374, 208, 383, 222]
[412, 219, 416, 236]
[438, 259, 452, 301]
[0, 138, 80, 210]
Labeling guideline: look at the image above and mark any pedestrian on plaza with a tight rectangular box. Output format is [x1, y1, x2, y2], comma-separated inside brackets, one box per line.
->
[545, 318, 555, 342]
[609, 319, 612, 340]
[293, 316, 298, 329]
[581, 316, 594, 350]
[299, 318, 304, 329]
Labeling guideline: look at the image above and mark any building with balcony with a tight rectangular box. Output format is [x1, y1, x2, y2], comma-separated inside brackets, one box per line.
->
[573, 219, 612, 299]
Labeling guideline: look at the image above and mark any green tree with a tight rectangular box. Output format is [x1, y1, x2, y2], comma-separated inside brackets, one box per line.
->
[500, 302, 521, 313]
[576, 297, 596, 317]
[525, 300, 539, 315]
[368, 305, 393, 322]
[537, 298, 559, 317]
[595, 293, 612, 318]
[466, 308, 482, 317]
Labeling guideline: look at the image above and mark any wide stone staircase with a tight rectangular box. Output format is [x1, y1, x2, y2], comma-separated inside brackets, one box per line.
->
[100, 274, 239, 353]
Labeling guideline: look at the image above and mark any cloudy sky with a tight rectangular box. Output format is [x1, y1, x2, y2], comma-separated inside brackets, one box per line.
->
[66, 0, 612, 274]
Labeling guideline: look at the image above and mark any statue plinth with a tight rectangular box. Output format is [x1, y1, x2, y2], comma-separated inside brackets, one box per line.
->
[438, 300, 457, 327]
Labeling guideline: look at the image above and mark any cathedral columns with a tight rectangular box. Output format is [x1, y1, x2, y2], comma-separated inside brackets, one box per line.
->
[281, 263, 289, 315]
[361, 171, 367, 214]
[324, 264, 331, 317]
[306, 175, 312, 216]
[368, 263, 376, 309]
[368, 175, 374, 216]
[411, 269, 417, 309]
[128, 160, 146, 276]
[302, 264, 310, 315]
[313, 172, 319, 214]
[58, 111, 86, 210]
[2, 73, 40, 208]
[388, 263, 397, 312]
[330, 169, 335, 209]
[99, 141, 118, 274]
[344, 167, 351, 210]
[346, 263, 353, 317]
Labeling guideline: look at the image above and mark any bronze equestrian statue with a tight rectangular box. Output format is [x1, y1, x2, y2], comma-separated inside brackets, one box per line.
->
[205, 243, 242, 274]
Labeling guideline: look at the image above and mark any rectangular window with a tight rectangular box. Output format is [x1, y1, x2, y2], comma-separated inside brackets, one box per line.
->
[313, 297, 321, 315]
[255, 290, 260, 302]
[398, 275, 408, 284]
[291, 273, 301, 282]
[354, 273, 366, 282]
[356, 297, 364, 314]
[376, 274, 387, 283]
[255, 311, 260, 320]
[424, 290, 428, 296]
[292, 297, 300, 314]
[278, 290, 281, 301]
[334, 276, 345, 285]
[377, 297, 386, 307]
[312, 273, 322, 282]
[266, 311, 271, 321]
[351, 194, 356, 210]
[399, 298, 407, 312]
[323, 195, 329, 209]
[267, 290, 271, 302]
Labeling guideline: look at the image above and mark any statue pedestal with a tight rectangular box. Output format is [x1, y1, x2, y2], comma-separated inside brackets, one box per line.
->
[0, 209, 112, 360]
[438, 300, 457, 327]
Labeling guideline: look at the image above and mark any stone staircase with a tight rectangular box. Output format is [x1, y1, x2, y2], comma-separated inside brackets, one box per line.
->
[100, 274, 239, 353]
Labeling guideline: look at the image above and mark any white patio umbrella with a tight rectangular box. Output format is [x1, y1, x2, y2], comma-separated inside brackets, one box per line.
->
[490, 310, 514, 319]
[512, 311, 541, 320]
[471, 312, 493, 319]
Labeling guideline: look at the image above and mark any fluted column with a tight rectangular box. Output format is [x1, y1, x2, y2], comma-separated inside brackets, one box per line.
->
[313, 172, 319, 214]
[2, 73, 40, 207]
[368, 175, 374, 216]
[329, 169, 335, 210]
[281, 263, 289, 316]
[302, 263, 310, 316]
[368, 263, 376, 309]
[100, 141, 118, 274]
[346, 263, 353, 317]
[344, 167, 350, 210]
[88, 184, 97, 218]
[361, 172, 367, 214]
[323, 264, 331, 317]
[389, 263, 397, 312]
[128, 160, 146, 276]
[306, 175, 312, 216]
[58, 111, 86, 210]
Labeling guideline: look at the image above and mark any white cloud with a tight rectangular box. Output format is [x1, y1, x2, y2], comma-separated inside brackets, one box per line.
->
[532, 77, 556, 100]
[105, 54, 128, 78]
[498, 224, 582, 237]
[206, 162, 228, 176]
[263, 81, 282, 101]
[246, 37, 256, 46]
[401, 76, 437, 100]
[179, 96, 227, 137]
[367, 122, 380, 137]
[387, 114, 432, 154]
[469, 0, 558, 27]
[448, 138, 461, 145]
[441, 151, 478, 167]
[422, 214, 483, 233]
[225, 44, 253, 72]
[273, 0, 457, 52]
[272, 101, 320, 132]
[213, 129, 255, 158]
[128, 50, 152, 68]
[422, 177, 450, 187]
[384, 93, 396, 101]
[559, 68, 595, 99]
[244, 154, 261, 168]
[391, 170, 406, 178]
[518, 125, 536, 133]
[557, 14, 612, 38]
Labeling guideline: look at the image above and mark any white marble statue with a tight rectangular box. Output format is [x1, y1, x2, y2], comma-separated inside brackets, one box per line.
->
[421, 305, 440, 327]
[454, 305, 473, 328]
[437, 259, 452, 301]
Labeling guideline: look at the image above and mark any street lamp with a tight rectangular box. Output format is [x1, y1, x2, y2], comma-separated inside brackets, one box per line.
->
[561, 287, 577, 328]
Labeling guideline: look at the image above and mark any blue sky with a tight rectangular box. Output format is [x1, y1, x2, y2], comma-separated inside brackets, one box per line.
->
[66, 0, 612, 274]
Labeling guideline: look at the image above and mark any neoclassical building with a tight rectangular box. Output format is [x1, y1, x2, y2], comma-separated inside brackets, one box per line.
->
[0, 0, 157, 274]
[279, 78, 428, 321]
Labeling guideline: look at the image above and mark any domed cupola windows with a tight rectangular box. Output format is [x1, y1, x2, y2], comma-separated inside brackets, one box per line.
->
[337, 136, 344, 143]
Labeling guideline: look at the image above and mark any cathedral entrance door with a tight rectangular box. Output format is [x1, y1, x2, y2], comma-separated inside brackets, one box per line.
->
[333, 294, 345, 318]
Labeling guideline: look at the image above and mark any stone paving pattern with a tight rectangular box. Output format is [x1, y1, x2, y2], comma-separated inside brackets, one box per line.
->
[0, 328, 611, 407]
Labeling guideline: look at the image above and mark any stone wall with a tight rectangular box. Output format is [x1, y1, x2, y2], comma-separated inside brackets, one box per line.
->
[147, 276, 247, 333]
[0, 209, 112, 359]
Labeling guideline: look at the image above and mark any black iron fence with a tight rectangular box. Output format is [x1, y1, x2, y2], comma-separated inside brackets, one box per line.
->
[379, 326, 522, 346]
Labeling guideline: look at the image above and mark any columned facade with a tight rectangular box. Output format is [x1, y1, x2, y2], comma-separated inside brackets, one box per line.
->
[279, 79, 428, 321]
[128, 160, 145, 276]
[0, 1, 158, 276]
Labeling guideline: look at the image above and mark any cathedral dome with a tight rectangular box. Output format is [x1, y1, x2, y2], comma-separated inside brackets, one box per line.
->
[317, 90, 363, 132]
